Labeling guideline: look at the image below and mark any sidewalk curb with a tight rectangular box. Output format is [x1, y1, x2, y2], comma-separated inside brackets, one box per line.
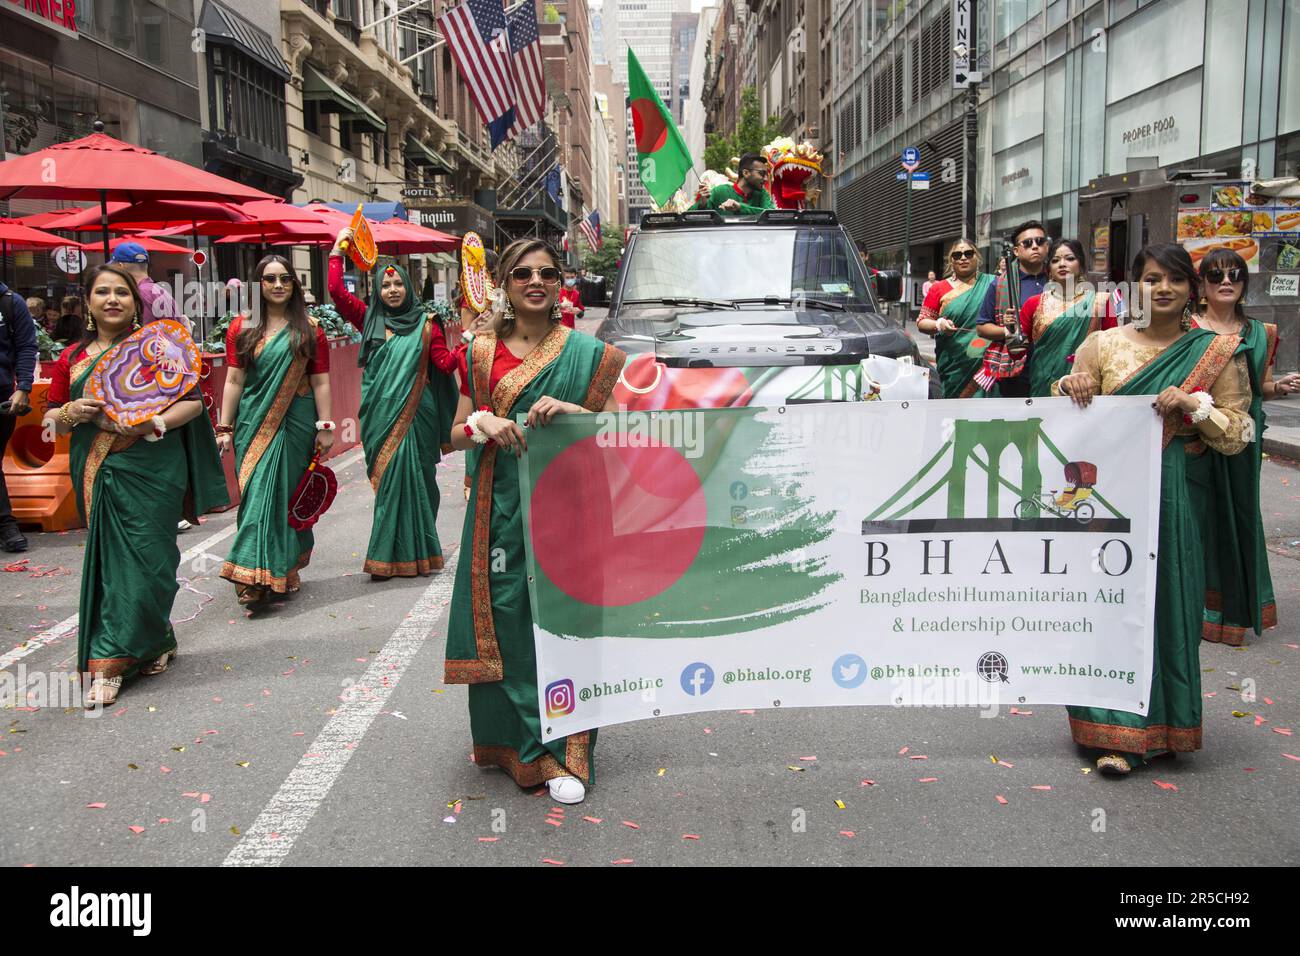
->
[1264, 436, 1300, 462]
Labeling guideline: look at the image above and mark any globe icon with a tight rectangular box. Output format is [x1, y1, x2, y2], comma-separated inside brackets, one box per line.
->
[976, 651, 1009, 683]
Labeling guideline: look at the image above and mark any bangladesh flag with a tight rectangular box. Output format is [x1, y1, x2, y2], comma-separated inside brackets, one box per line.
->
[627, 47, 694, 207]
[520, 409, 840, 639]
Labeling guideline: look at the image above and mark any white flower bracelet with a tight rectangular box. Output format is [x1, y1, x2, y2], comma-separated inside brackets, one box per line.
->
[1188, 391, 1216, 425]
[465, 409, 493, 445]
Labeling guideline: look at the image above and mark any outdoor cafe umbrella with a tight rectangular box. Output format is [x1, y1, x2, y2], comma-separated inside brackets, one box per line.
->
[0, 218, 78, 283]
[78, 235, 198, 258]
[0, 123, 278, 257]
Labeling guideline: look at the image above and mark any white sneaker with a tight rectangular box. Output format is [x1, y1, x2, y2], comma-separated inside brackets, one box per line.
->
[177, 519, 193, 532]
[546, 775, 586, 804]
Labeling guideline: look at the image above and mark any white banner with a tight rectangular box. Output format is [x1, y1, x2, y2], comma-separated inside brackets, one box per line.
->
[520, 398, 1162, 738]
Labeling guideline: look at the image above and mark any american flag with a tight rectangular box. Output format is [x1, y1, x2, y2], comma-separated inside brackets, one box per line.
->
[506, 1, 546, 138]
[437, 0, 517, 148]
[579, 210, 601, 249]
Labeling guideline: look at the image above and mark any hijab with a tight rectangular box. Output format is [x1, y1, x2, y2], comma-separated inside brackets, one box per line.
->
[358, 261, 426, 367]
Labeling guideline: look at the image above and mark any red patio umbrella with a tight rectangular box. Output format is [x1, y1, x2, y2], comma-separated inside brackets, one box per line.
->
[0, 218, 79, 283]
[375, 217, 459, 254]
[79, 235, 197, 257]
[15, 204, 129, 230]
[0, 125, 279, 256]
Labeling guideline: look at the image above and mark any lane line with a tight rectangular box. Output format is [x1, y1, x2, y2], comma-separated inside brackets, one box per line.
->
[0, 447, 368, 673]
[223, 545, 459, 866]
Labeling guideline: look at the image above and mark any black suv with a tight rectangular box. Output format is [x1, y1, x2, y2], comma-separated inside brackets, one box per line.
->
[595, 209, 936, 397]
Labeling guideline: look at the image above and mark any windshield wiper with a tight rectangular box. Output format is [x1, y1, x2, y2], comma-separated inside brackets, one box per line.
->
[730, 296, 847, 311]
[623, 297, 737, 310]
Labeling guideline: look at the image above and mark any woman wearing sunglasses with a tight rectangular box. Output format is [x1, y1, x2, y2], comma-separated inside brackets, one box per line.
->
[216, 256, 334, 609]
[444, 239, 625, 805]
[916, 239, 996, 398]
[1017, 239, 1116, 396]
[1055, 243, 1252, 775]
[329, 227, 461, 580]
[1193, 250, 1296, 645]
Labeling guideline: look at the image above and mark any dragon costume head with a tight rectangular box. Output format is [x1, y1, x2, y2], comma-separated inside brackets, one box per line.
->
[762, 137, 825, 210]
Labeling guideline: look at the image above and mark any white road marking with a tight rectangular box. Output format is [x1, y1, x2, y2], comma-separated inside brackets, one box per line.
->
[0, 447, 368, 672]
[223, 545, 459, 866]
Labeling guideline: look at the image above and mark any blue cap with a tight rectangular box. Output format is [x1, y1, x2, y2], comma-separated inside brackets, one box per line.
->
[107, 242, 149, 264]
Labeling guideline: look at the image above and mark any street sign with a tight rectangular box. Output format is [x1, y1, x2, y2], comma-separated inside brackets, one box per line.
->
[952, 0, 982, 88]
[901, 147, 920, 170]
[896, 171, 931, 181]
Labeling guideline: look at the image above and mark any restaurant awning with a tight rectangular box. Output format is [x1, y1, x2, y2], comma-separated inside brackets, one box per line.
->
[303, 63, 365, 115]
[200, 0, 290, 79]
[404, 133, 453, 173]
[345, 100, 388, 137]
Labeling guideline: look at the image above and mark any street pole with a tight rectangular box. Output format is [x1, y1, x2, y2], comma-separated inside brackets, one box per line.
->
[903, 168, 913, 309]
[964, 83, 978, 241]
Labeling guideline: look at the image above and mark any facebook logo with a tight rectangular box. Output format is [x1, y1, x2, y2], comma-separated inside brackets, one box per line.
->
[680, 663, 714, 697]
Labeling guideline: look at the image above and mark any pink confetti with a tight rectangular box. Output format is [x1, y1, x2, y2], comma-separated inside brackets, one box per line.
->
[1030, 785, 1052, 791]
[158, 818, 172, 824]
[612, 858, 634, 865]
[898, 746, 910, 755]
[478, 837, 499, 842]
[545, 818, 563, 827]
[1264, 697, 1275, 705]
[1010, 708, 1033, 716]
[918, 777, 938, 783]
[1285, 644, 1299, 650]
[1204, 692, 1217, 698]
[682, 834, 700, 840]
[86, 802, 106, 809]
[159, 765, 172, 773]
[542, 858, 565, 866]
[838, 830, 856, 838]
[908, 755, 928, 760]
[293, 732, 305, 736]
[621, 820, 640, 829]
[703, 728, 712, 734]
[860, 779, 876, 786]
[1154, 780, 1179, 791]
[995, 795, 1008, 805]
[1255, 716, 1267, 727]
[996, 760, 1014, 769]
[737, 709, 755, 715]
[798, 756, 817, 761]
[582, 815, 603, 824]
[202, 729, 218, 736]
[1244, 768, 1256, 773]
[128, 825, 145, 834]
[199, 793, 211, 804]
[1273, 728, 1293, 736]
[1283, 754, 1300, 762]
[181, 792, 200, 798]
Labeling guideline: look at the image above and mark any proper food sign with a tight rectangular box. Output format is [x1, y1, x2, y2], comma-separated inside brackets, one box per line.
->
[520, 399, 1161, 737]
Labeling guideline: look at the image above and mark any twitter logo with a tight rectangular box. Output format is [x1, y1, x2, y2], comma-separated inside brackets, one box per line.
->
[832, 654, 868, 689]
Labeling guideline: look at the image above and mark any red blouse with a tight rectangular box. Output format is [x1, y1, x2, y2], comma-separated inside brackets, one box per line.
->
[224, 316, 330, 373]
[1018, 291, 1119, 340]
[328, 254, 459, 374]
[458, 337, 524, 399]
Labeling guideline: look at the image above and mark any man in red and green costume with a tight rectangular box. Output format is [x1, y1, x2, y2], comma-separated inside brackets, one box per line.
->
[694, 153, 776, 216]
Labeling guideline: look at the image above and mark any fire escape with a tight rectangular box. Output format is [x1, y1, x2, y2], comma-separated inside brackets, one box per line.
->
[493, 122, 569, 248]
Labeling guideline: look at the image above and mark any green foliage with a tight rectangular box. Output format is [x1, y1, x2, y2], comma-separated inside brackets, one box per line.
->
[35, 325, 66, 363]
[543, 3, 560, 23]
[309, 303, 362, 343]
[580, 228, 625, 285]
[702, 87, 783, 173]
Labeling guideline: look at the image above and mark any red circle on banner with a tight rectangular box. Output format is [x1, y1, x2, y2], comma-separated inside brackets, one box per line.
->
[530, 436, 706, 607]
[630, 98, 668, 154]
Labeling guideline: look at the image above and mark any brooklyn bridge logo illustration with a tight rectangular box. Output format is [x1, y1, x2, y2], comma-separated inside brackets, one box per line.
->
[861, 418, 1130, 535]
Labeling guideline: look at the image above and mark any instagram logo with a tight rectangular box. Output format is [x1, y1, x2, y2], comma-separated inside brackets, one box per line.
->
[545, 679, 576, 718]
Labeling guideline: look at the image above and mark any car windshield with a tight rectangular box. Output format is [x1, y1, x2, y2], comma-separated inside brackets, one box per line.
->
[620, 227, 874, 308]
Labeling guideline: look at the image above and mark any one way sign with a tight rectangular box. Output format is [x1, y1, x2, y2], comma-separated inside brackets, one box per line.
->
[952, 0, 982, 88]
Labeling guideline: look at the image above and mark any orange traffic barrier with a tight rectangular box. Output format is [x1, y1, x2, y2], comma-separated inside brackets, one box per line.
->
[3, 380, 81, 532]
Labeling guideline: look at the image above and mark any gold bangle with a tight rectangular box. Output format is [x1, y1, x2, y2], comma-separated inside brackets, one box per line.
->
[59, 405, 77, 428]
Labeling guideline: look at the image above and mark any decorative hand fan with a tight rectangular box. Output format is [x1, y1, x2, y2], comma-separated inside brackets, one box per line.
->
[288, 454, 339, 530]
[340, 203, 378, 272]
[87, 320, 201, 426]
[461, 231, 489, 313]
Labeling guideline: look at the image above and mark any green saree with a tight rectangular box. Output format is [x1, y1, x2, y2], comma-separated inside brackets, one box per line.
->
[220, 327, 318, 595]
[1066, 329, 1241, 763]
[69, 351, 228, 680]
[1201, 321, 1277, 645]
[932, 273, 997, 399]
[444, 325, 624, 787]
[1028, 292, 1099, 398]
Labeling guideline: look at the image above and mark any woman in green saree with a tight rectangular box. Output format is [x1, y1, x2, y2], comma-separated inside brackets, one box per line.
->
[916, 239, 998, 398]
[444, 239, 625, 804]
[43, 264, 227, 707]
[1193, 249, 1300, 645]
[328, 229, 460, 579]
[217, 255, 334, 609]
[1020, 239, 1113, 397]
[1055, 244, 1252, 774]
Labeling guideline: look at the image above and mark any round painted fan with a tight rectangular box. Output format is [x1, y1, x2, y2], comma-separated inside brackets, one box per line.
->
[461, 231, 489, 313]
[87, 320, 202, 426]
[288, 454, 339, 530]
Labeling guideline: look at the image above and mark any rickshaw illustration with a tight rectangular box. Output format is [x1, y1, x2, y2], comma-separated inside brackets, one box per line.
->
[1014, 461, 1097, 524]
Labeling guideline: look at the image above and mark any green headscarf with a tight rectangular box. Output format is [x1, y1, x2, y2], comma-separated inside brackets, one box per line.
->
[358, 261, 426, 367]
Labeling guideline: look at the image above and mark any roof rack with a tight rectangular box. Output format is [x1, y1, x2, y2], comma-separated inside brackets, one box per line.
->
[638, 209, 840, 229]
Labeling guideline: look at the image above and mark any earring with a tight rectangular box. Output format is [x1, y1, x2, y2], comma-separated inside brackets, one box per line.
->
[85, 314, 94, 331]
[551, 299, 563, 324]
[503, 297, 515, 325]
[1180, 303, 1193, 332]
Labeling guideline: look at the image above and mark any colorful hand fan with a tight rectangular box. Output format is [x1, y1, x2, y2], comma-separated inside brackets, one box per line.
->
[461, 231, 489, 313]
[288, 454, 339, 530]
[87, 320, 202, 426]
[341, 203, 378, 272]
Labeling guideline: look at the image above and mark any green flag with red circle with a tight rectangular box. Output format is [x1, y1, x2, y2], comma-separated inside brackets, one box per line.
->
[628, 47, 694, 207]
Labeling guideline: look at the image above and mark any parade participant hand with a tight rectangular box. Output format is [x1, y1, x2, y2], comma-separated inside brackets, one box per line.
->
[1154, 386, 1198, 419]
[935, 317, 957, 335]
[469, 312, 494, 334]
[331, 227, 355, 256]
[216, 433, 233, 456]
[315, 429, 335, 456]
[1057, 373, 1097, 407]
[526, 395, 582, 428]
[720, 199, 741, 213]
[115, 420, 156, 438]
[1275, 372, 1300, 396]
[480, 413, 527, 456]
[63, 398, 106, 425]
[6, 390, 30, 416]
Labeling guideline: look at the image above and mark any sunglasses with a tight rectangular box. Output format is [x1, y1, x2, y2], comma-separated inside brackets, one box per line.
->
[1017, 236, 1051, 248]
[950, 249, 977, 260]
[261, 274, 294, 286]
[509, 266, 562, 284]
[1204, 267, 1245, 284]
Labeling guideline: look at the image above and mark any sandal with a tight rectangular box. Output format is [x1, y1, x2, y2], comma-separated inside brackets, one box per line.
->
[85, 676, 123, 708]
[236, 584, 266, 608]
[1096, 754, 1132, 775]
[140, 649, 177, 677]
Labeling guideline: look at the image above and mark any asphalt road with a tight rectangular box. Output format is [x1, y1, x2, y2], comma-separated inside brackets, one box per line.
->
[2, 332, 1298, 867]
